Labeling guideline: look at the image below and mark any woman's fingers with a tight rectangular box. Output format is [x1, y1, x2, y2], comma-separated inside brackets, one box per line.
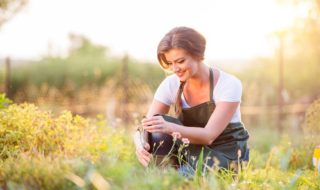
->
[143, 125, 160, 130]
[143, 142, 150, 151]
[144, 129, 161, 133]
[141, 116, 163, 126]
[136, 151, 151, 167]
[142, 120, 163, 127]
[141, 116, 167, 133]
[136, 150, 147, 166]
[136, 149, 150, 162]
[135, 144, 152, 167]
[141, 117, 155, 124]
[137, 145, 151, 157]
[137, 154, 149, 167]
[140, 148, 151, 157]
[143, 125, 163, 133]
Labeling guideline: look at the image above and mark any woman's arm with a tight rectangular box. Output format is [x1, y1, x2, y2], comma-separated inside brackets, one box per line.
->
[143, 101, 239, 145]
[174, 102, 239, 145]
[133, 99, 170, 167]
[137, 99, 170, 145]
[146, 99, 170, 117]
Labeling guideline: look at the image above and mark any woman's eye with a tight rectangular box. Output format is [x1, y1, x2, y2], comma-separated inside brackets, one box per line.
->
[177, 60, 185, 64]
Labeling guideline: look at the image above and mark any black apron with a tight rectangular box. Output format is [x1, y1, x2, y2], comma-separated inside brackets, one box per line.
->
[178, 68, 249, 169]
[149, 68, 249, 170]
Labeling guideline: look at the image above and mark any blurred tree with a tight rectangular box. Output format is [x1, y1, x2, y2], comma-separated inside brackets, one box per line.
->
[0, 0, 28, 27]
[241, 0, 320, 104]
[68, 34, 108, 59]
[284, 0, 320, 100]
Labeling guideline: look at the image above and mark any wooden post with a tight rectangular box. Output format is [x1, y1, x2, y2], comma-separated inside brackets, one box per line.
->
[5, 57, 12, 99]
[122, 54, 129, 123]
[278, 33, 285, 133]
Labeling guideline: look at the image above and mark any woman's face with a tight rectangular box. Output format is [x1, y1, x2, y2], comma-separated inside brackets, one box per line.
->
[164, 48, 199, 82]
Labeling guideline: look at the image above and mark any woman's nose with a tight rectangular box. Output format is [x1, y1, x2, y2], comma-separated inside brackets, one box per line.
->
[172, 64, 179, 72]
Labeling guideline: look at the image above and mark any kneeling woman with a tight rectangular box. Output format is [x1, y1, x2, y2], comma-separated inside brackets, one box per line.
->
[133, 26, 249, 174]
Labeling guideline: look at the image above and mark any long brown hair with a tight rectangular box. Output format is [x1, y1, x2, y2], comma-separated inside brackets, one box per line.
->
[157, 27, 206, 115]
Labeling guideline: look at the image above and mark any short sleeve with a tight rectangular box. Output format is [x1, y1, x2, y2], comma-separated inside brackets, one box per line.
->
[215, 75, 242, 102]
[154, 76, 179, 106]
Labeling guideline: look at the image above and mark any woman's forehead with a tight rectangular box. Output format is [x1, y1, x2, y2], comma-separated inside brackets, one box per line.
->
[164, 48, 188, 61]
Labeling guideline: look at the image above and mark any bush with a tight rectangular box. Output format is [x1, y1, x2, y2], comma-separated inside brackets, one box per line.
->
[0, 93, 12, 109]
[303, 98, 320, 134]
[0, 101, 319, 189]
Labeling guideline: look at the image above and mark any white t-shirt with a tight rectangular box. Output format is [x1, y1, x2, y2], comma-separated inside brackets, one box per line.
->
[154, 68, 242, 123]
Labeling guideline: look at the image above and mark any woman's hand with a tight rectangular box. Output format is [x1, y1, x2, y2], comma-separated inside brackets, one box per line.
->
[135, 142, 151, 167]
[142, 115, 174, 134]
[133, 131, 152, 167]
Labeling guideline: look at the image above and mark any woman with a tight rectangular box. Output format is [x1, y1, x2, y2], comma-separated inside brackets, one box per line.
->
[133, 26, 249, 174]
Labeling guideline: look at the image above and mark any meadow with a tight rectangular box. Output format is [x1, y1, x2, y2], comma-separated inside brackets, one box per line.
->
[1, 35, 320, 190]
[1, 0, 320, 189]
[0, 94, 319, 190]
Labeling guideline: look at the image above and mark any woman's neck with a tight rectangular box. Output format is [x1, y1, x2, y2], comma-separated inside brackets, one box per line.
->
[187, 64, 210, 88]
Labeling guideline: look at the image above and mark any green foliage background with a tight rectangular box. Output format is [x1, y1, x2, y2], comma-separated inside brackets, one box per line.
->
[0, 95, 319, 189]
[1, 1, 320, 189]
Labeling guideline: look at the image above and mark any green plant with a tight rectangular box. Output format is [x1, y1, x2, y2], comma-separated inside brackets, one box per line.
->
[0, 93, 12, 109]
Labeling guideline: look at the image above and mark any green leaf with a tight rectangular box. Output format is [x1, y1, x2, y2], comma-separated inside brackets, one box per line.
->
[0, 93, 12, 109]
[196, 147, 204, 179]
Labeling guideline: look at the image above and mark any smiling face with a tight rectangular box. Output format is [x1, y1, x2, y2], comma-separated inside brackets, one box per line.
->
[157, 27, 206, 72]
[164, 48, 200, 82]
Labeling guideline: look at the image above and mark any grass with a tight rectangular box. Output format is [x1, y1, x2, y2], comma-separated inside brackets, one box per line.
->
[0, 95, 320, 189]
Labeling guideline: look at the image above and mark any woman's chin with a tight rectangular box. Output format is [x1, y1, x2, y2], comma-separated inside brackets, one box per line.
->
[176, 74, 185, 80]
[178, 74, 189, 82]
[178, 77, 186, 82]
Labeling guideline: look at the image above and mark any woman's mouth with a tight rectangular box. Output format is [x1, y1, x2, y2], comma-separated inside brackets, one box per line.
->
[176, 71, 185, 77]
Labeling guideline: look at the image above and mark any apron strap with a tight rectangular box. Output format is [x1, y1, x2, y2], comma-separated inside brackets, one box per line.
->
[209, 68, 214, 101]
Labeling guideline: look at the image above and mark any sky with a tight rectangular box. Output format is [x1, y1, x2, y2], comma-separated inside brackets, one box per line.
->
[0, 0, 303, 62]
